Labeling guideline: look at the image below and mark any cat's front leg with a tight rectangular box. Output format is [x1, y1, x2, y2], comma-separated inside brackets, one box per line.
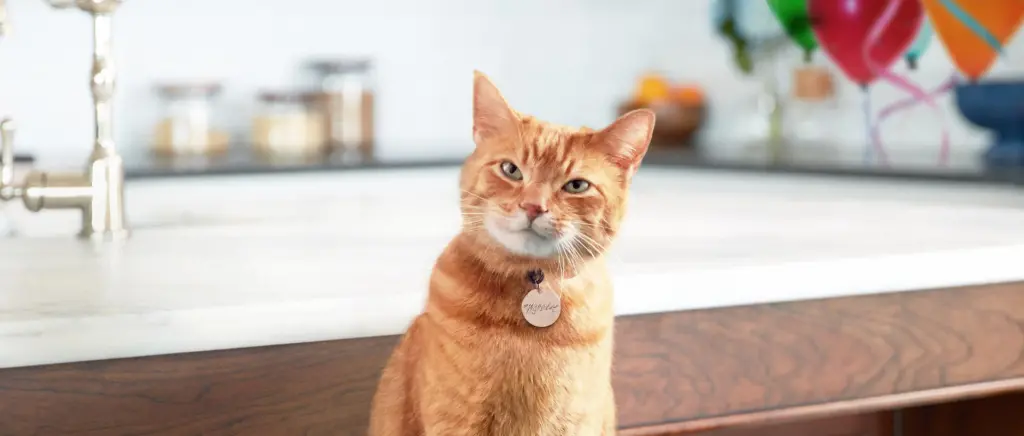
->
[368, 318, 427, 436]
[602, 394, 617, 435]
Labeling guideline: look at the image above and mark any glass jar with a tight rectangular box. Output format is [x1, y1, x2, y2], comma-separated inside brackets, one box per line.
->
[251, 91, 325, 158]
[152, 83, 229, 156]
[784, 65, 842, 162]
[304, 58, 375, 160]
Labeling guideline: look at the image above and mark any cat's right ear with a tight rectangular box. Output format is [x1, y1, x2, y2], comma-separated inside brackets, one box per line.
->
[473, 70, 519, 146]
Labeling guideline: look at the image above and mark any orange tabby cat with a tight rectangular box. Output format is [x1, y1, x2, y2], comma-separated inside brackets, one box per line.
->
[367, 71, 655, 436]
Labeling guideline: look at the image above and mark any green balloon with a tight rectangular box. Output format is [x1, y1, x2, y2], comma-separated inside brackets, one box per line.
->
[766, 0, 818, 62]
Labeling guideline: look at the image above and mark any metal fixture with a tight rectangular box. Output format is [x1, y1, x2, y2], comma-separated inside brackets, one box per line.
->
[0, 0, 128, 239]
[0, 0, 8, 37]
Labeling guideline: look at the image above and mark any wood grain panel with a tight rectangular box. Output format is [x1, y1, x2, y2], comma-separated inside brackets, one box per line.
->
[2, 282, 1024, 435]
[616, 281, 1024, 434]
[0, 335, 399, 436]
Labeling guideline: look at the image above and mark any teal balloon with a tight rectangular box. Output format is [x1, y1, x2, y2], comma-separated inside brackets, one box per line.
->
[711, 0, 786, 44]
[904, 18, 934, 70]
[711, 0, 788, 74]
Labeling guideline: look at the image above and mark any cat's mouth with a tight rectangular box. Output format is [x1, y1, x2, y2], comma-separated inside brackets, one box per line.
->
[483, 213, 569, 258]
[516, 226, 554, 241]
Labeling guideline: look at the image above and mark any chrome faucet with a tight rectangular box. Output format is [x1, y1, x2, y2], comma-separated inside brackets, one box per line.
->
[0, 0, 128, 239]
[0, 0, 8, 37]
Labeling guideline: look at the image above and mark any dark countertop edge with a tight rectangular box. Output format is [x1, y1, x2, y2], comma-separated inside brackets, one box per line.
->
[640, 155, 1024, 187]
[123, 158, 468, 180]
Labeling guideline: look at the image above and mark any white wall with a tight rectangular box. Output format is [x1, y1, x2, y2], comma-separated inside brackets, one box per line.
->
[0, 0, 1021, 164]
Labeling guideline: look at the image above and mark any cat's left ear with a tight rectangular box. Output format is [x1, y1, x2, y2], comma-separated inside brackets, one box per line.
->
[594, 109, 656, 177]
[473, 70, 519, 146]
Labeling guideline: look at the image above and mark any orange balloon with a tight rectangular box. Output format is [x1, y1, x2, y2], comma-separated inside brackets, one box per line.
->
[920, 0, 1024, 80]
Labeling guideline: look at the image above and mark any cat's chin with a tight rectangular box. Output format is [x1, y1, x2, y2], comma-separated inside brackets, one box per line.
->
[484, 221, 565, 259]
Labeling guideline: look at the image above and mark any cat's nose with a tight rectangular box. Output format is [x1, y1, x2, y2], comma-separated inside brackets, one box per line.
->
[520, 203, 546, 222]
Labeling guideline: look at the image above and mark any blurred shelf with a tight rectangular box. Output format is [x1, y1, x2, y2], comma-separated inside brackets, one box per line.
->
[641, 147, 1024, 186]
[119, 148, 464, 180]
[20, 144, 1024, 187]
[10, 154, 34, 163]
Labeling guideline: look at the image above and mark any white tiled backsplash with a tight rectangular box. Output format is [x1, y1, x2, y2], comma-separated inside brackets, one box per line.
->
[0, 0, 1021, 163]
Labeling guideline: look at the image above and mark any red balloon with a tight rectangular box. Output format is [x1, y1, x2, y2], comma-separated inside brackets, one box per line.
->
[810, 0, 923, 86]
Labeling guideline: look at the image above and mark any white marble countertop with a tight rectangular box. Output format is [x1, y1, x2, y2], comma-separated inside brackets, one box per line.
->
[3, 167, 1024, 369]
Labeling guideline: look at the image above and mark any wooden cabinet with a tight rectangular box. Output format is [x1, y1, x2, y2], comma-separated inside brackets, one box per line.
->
[657, 392, 1024, 436]
[3, 282, 1024, 435]
[901, 392, 1024, 436]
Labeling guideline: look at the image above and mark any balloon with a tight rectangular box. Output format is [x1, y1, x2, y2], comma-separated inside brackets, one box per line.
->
[920, 0, 1024, 81]
[810, 0, 924, 86]
[711, 0, 789, 73]
[712, 0, 787, 43]
[904, 18, 934, 69]
[711, 0, 755, 73]
[766, 0, 819, 62]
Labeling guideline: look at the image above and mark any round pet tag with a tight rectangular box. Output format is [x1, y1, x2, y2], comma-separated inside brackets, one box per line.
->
[521, 289, 561, 328]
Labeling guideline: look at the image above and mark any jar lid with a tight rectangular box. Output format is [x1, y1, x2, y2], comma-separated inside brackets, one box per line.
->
[305, 58, 372, 74]
[258, 90, 319, 103]
[155, 82, 222, 98]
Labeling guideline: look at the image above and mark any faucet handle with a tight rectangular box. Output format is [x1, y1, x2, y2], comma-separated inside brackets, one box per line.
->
[44, 0, 124, 13]
[42, 0, 76, 9]
[0, 118, 21, 202]
[0, 0, 8, 37]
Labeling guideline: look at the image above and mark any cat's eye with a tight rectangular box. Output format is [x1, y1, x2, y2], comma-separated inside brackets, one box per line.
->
[563, 179, 591, 194]
[500, 161, 523, 181]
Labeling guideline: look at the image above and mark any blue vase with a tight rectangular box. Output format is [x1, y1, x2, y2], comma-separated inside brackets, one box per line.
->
[953, 80, 1024, 167]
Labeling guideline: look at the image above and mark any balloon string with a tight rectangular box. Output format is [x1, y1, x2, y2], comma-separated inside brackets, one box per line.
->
[862, 0, 949, 166]
[937, 0, 1005, 54]
[858, 0, 903, 166]
[863, 90, 884, 164]
[872, 71, 958, 166]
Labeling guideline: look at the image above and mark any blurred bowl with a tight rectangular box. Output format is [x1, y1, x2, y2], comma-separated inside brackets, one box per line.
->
[618, 100, 706, 147]
[953, 79, 1024, 167]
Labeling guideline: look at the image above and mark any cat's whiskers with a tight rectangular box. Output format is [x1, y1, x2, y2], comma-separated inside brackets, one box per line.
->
[574, 221, 623, 264]
[460, 189, 488, 199]
[575, 237, 600, 260]
[574, 231, 605, 258]
[575, 217, 612, 235]
[460, 190, 496, 207]
[556, 239, 568, 284]
[570, 242, 586, 275]
[459, 194, 494, 234]
[460, 213, 486, 233]
[460, 191, 496, 212]
[558, 237, 584, 277]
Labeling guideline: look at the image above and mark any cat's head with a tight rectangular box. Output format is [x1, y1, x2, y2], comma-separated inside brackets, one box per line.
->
[459, 71, 655, 268]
